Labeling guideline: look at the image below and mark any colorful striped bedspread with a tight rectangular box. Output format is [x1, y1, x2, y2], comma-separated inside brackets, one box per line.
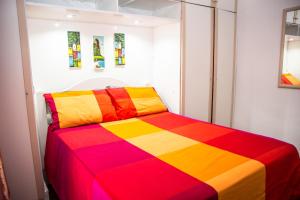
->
[45, 112, 300, 200]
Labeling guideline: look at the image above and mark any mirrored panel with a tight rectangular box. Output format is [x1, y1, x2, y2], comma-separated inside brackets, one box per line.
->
[279, 6, 300, 88]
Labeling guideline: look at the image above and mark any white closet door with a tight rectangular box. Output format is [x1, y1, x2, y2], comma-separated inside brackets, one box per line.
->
[182, 3, 214, 122]
[213, 10, 235, 127]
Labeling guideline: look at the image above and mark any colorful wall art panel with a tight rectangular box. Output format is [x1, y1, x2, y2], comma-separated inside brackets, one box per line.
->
[68, 31, 81, 68]
[93, 36, 105, 69]
[114, 33, 126, 65]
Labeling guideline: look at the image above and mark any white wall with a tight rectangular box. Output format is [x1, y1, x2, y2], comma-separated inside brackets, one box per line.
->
[233, 0, 300, 151]
[28, 18, 181, 112]
[152, 23, 181, 113]
[28, 19, 153, 92]
[0, 0, 38, 199]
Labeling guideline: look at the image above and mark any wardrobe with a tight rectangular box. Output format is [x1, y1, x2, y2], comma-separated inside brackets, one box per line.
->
[181, 0, 236, 127]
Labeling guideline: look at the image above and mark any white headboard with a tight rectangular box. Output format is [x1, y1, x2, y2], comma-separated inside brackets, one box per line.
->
[34, 77, 125, 169]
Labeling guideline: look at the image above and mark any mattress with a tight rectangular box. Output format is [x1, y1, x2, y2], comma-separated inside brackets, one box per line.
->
[45, 112, 300, 200]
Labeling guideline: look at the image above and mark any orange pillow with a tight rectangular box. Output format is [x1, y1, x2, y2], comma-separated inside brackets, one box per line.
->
[106, 87, 168, 119]
[44, 90, 118, 129]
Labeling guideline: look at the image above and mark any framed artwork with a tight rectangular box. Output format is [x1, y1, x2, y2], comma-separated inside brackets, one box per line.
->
[68, 31, 81, 68]
[93, 36, 105, 69]
[114, 33, 125, 65]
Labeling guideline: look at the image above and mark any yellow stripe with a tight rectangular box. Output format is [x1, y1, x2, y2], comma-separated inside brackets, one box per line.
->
[207, 160, 265, 200]
[102, 119, 162, 139]
[158, 143, 249, 181]
[52, 90, 93, 97]
[102, 119, 265, 200]
[127, 130, 198, 156]
[284, 74, 300, 85]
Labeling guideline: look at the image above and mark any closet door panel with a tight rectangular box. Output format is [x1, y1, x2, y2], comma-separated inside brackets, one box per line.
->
[213, 10, 235, 126]
[184, 0, 212, 7]
[216, 0, 236, 12]
[183, 3, 213, 122]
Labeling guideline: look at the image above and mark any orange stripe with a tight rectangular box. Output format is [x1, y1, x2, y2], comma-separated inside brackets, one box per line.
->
[102, 119, 266, 200]
[93, 90, 118, 122]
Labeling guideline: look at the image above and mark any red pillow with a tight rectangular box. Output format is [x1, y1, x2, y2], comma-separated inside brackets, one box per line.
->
[106, 87, 167, 120]
[106, 88, 137, 119]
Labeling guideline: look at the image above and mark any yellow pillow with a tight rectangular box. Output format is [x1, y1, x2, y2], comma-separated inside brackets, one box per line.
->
[44, 90, 118, 129]
[106, 87, 168, 119]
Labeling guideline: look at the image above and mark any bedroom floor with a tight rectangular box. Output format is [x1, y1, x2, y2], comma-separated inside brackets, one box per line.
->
[48, 186, 59, 200]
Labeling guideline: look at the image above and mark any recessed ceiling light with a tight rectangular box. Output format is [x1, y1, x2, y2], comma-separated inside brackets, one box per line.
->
[134, 20, 140, 25]
[289, 38, 294, 41]
[54, 22, 60, 27]
[66, 14, 75, 19]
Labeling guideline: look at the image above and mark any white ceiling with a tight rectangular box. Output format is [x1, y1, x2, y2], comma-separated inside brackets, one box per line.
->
[119, 0, 178, 11]
[26, 3, 178, 27]
[26, 0, 100, 9]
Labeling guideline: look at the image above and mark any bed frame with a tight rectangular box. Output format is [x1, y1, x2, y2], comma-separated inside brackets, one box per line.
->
[34, 77, 126, 169]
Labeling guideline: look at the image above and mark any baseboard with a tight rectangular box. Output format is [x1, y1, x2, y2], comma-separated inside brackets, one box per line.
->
[43, 181, 49, 200]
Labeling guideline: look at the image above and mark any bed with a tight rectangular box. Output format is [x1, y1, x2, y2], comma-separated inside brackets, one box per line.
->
[39, 78, 300, 200]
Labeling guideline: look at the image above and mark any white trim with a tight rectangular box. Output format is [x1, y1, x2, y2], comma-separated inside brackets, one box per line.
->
[16, 0, 45, 199]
